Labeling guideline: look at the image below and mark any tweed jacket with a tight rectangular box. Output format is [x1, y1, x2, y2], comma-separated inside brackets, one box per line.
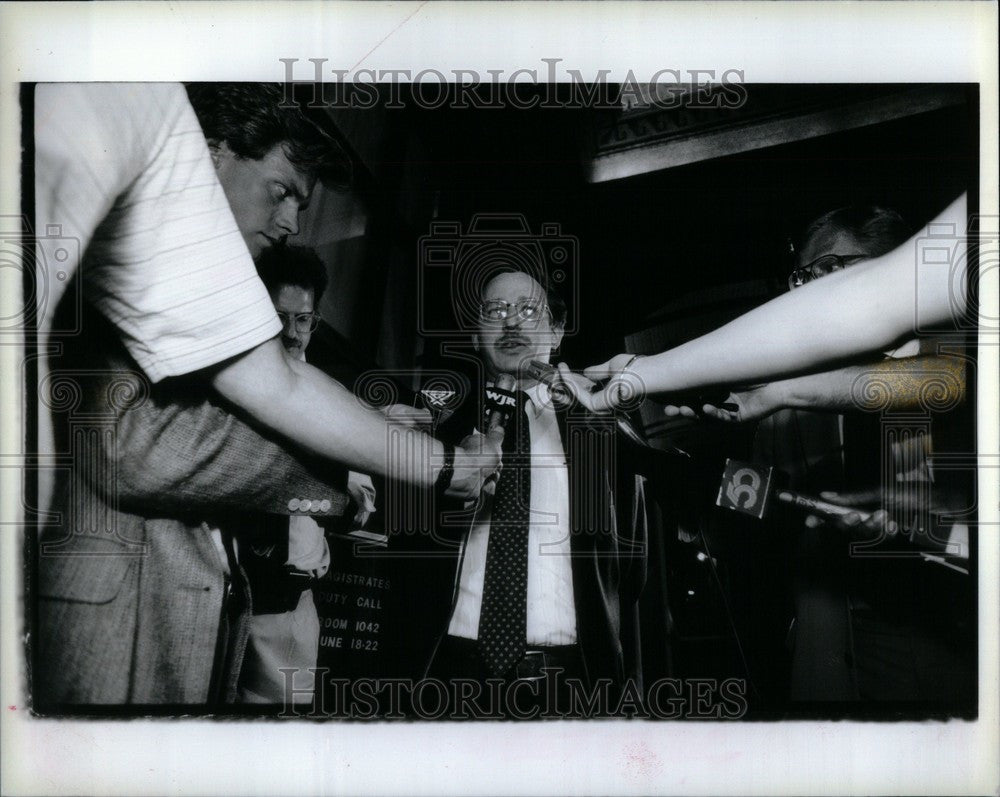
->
[34, 326, 348, 708]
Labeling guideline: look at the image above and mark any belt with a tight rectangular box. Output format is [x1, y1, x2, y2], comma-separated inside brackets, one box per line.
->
[513, 647, 583, 681]
[436, 635, 584, 682]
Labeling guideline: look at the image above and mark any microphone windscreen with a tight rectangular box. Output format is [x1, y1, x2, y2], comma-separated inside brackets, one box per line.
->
[495, 372, 517, 392]
[485, 373, 518, 433]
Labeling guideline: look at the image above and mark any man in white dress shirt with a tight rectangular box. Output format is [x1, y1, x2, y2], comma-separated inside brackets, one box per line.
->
[423, 268, 649, 717]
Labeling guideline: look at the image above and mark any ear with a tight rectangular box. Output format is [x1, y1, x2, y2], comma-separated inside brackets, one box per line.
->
[549, 323, 565, 352]
[207, 139, 230, 171]
[472, 333, 481, 352]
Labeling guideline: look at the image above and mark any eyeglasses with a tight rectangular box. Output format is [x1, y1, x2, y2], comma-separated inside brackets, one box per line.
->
[479, 299, 550, 324]
[788, 254, 868, 289]
[276, 311, 321, 334]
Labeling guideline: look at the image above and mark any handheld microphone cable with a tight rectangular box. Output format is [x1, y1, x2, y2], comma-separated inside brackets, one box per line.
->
[695, 520, 764, 707]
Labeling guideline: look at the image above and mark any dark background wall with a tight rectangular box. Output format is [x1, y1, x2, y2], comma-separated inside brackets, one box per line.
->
[296, 83, 975, 384]
[293, 84, 976, 714]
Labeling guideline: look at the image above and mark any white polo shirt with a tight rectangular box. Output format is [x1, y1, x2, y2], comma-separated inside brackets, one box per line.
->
[34, 82, 281, 381]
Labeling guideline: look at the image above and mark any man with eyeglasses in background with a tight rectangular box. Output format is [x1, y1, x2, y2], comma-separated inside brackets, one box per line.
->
[664, 204, 974, 706]
[234, 245, 377, 704]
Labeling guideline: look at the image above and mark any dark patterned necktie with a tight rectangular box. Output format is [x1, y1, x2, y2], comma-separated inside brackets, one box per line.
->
[478, 392, 531, 676]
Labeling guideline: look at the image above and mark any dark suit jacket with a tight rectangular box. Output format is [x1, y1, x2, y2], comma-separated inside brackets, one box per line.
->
[34, 314, 349, 708]
[406, 392, 653, 690]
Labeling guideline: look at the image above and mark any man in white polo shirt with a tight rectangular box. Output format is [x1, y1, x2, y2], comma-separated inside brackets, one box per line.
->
[32, 83, 499, 706]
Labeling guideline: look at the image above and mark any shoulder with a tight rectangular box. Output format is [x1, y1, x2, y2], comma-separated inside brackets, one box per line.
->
[36, 83, 191, 178]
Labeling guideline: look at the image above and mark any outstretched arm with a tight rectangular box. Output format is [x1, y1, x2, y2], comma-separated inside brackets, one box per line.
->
[208, 339, 501, 499]
[574, 193, 968, 411]
[668, 353, 967, 423]
[105, 339, 500, 510]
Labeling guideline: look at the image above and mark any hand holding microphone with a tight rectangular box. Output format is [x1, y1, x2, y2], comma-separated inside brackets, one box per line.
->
[439, 373, 513, 500]
[534, 358, 641, 414]
[716, 459, 875, 526]
[563, 354, 646, 413]
[484, 372, 518, 434]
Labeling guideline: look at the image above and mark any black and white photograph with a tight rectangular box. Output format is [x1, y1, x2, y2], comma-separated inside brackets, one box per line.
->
[1, 3, 998, 795]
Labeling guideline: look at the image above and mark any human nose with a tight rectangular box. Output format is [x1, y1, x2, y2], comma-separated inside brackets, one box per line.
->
[274, 202, 300, 237]
[281, 316, 301, 340]
[502, 307, 523, 329]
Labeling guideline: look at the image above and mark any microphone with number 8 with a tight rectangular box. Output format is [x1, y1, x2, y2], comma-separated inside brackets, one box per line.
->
[716, 459, 872, 522]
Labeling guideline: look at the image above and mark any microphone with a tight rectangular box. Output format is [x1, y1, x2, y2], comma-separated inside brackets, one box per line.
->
[716, 459, 871, 522]
[480, 373, 517, 493]
[484, 373, 518, 435]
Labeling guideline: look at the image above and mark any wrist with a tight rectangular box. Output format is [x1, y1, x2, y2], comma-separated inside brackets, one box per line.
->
[609, 354, 647, 409]
[434, 442, 455, 494]
[773, 378, 806, 410]
[623, 353, 644, 383]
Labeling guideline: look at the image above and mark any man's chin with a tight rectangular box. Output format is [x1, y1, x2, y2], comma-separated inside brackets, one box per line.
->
[249, 233, 276, 259]
[491, 352, 536, 376]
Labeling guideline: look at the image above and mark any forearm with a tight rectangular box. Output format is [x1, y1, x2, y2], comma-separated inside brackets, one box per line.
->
[773, 354, 966, 413]
[632, 268, 914, 394]
[209, 339, 442, 487]
[630, 193, 966, 394]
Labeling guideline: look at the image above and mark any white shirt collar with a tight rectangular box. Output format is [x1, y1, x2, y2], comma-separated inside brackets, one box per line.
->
[523, 381, 551, 415]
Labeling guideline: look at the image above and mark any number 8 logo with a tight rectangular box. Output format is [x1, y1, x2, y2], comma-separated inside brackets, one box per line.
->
[725, 468, 761, 509]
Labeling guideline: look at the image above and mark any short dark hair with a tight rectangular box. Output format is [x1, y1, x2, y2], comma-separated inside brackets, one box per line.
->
[480, 266, 567, 328]
[255, 245, 329, 305]
[185, 83, 351, 189]
[802, 205, 910, 259]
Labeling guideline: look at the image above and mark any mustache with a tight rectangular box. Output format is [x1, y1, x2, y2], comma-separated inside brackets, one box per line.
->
[496, 333, 531, 347]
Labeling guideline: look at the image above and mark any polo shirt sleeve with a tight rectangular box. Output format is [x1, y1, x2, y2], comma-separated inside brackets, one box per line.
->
[35, 82, 280, 382]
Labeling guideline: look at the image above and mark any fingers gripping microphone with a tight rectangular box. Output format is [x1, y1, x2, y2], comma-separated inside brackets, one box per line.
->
[716, 459, 871, 522]
[484, 373, 518, 435]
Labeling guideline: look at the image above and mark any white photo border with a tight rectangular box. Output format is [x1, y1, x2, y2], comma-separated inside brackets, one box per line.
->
[1, 2, 997, 795]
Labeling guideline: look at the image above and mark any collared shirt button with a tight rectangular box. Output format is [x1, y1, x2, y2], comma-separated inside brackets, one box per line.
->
[288, 498, 301, 511]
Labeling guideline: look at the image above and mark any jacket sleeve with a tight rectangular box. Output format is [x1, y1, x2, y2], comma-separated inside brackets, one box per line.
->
[85, 343, 350, 518]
